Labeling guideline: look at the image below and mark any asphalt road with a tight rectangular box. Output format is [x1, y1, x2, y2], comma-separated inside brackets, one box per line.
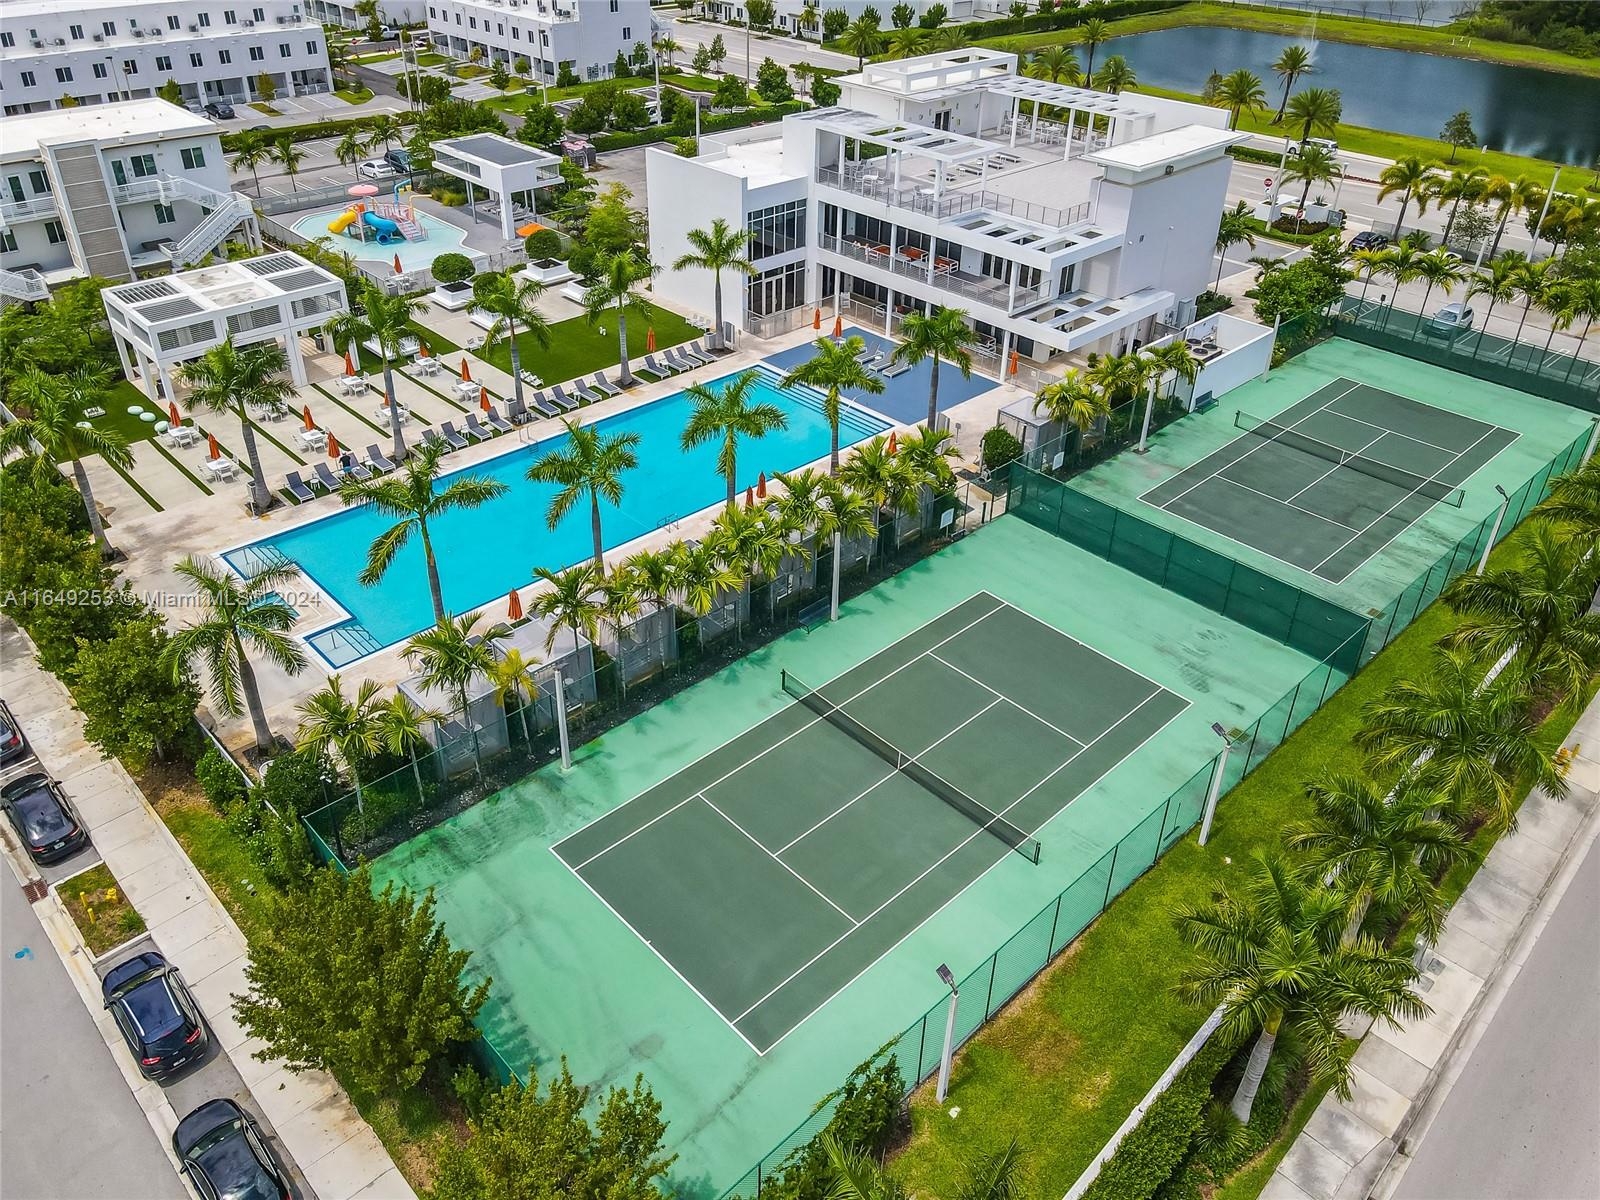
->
[664, 15, 855, 81]
[1394, 832, 1600, 1200]
[0, 881, 187, 1200]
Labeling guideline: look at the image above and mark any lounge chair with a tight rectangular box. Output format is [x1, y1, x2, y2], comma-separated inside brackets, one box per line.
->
[637, 354, 674, 379]
[662, 347, 697, 372]
[421, 428, 447, 452]
[464, 412, 494, 440]
[588, 372, 621, 397]
[365, 444, 396, 472]
[313, 461, 342, 490]
[854, 344, 878, 364]
[880, 359, 912, 379]
[485, 404, 513, 433]
[549, 385, 579, 412]
[439, 421, 469, 449]
[569, 378, 604, 404]
[530, 391, 559, 418]
[678, 341, 715, 366]
[285, 471, 316, 503]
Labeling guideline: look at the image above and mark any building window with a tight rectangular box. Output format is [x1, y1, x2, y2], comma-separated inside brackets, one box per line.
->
[45, 220, 67, 244]
[28, 169, 49, 193]
[156, 55, 172, 70]
[132, 153, 158, 177]
[123, 59, 138, 74]
[306, 39, 316, 53]
[154, 203, 176, 224]
[225, 8, 236, 21]
[198, 11, 211, 25]
[93, 62, 109, 78]
[249, 46, 263, 60]
[190, 52, 203, 66]
[218, 48, 231, 63]
[168, 14, 180, 28]
[747, 198, 807, 259]
[609, 0, 618, 9]
[55, 67, 74, 83]
[102, 20, 116, 34]
[253, 7, 265, 18]
[468, 16, 476, 28]
[279, 42, 290, 55]
[622, 25, 630, 38]
[20, 71, 36, 87]
[0, 32, 14, 48]
[512, 27, 519, 39]
[69, 23, 84, 38]
[181, 146, 206, 169]
[747, 261, 806, 317]
[0, 229, 17, 254]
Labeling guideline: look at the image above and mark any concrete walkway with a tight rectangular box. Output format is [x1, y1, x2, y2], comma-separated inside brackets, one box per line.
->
[1264, 693, 1600, 1200]
[0, 619, 416, 1200]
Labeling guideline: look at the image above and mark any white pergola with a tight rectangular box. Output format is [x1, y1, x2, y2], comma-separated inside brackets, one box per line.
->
[984, 78, 1160, 160]
[101, 253, 347, 403]
[805, 109, 1003, 208]
[431, 134, 564, 242]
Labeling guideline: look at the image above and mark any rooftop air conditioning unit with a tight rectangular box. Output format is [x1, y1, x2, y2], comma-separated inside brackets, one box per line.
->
[149, 27, 162, 35]
[30, 38, 45, 47]
[188, 24, 200, 31]
[242, 18, 254, 25]
[92, 33, 104, 41]
[133, 28, 145, 36]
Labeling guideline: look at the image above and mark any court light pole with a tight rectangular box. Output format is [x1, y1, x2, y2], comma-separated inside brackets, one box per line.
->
[1476, 484, 1511, 575]
[1197, 722, 1234, 848]
[1582, 417, 1600, 468]
[830, 530, 843, 621]
[935, 963, 959, 1103]
[554, 671, 573, 769]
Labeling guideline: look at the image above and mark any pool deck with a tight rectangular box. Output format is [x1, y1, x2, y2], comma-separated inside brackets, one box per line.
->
[94, 310, 1022, 757]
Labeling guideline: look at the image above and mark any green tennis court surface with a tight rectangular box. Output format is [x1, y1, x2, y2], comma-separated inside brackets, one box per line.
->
[554, 592, 1187, 1052]
[1140, 378, 1518, 583]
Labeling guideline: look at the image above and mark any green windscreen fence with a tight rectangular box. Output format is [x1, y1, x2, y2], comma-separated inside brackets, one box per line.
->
[1009, 467, 1371, 675]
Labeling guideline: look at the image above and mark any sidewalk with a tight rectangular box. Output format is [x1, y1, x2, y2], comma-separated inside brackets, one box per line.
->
[1263, 692, 1600, 1200]
[0, 618, 416, 1200]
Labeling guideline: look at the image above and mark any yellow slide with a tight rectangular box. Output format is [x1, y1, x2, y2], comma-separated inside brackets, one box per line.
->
[328, 208, 360, 235]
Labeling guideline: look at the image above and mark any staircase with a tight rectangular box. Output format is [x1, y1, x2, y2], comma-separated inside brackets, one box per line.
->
[0, 267, 49, 305]
[41, 141, 132, 281]
[392, 214, 426, 242]
[166, 192, 257, 267]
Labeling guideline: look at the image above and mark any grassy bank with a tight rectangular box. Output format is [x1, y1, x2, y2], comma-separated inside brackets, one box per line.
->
[982, 1, 1600, 80]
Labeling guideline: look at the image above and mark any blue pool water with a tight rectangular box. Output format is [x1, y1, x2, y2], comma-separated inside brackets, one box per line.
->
[764, 325, 997, 426]
[224, 370, 887, 664]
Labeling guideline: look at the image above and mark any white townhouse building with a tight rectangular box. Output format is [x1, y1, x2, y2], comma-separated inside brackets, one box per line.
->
[647, 49, 1246, 380]
[703, 0, 977, 38]
[0, 0, 331, 114]
[423, 0, 657, 84]
[0, 99, 258, 302]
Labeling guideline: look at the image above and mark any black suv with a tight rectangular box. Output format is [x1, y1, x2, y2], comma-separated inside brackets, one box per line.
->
[0, 772, 87, 864]
[204, 101, 236, 119]
[1348, 230, 1389, 252]
[174, 1100, 292, 1200]
[103, 952, 209, 1080]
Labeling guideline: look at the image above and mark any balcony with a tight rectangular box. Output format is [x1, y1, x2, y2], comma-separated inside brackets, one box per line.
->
[816, 166, 1090, 230]
[819, 233, 1033, 314]
[0, 193, 59, 225]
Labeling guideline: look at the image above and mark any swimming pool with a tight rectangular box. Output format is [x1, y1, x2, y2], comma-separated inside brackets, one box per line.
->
[289, 207, 475, 272]
[223, 370, 888, 666]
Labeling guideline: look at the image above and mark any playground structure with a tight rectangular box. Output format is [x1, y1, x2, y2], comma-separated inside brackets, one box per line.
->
[329, 183, 426, 245]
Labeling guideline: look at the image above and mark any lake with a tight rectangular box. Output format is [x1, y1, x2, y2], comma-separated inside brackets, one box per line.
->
[1097, 25, 1600, 166]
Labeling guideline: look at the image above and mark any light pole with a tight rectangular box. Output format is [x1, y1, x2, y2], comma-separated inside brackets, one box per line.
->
[1476, 484, 1510, 574]
[1197, 722, 1234, 847]
[935, 963, 959, 1103]
[1530, 166, 1562, 260]
[553, 670, 572, 769]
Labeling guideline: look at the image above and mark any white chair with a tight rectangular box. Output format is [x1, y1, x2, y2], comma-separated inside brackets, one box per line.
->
[297, 428, 328, 451]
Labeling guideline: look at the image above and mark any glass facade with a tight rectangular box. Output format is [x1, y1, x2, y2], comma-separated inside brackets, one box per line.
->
[747, 198, 806, 260]
[747, 261, 807, 316]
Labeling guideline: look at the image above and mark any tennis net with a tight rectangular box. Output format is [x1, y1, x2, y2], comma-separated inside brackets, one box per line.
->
[780, 669, 1043, 864]
[1234, 411, 1466, 506]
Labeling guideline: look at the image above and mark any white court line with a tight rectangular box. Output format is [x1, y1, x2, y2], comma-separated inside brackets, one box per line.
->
[1322, 399, 1468, 456]
[1281, 425, 1386, 505]
[1211, 474, 1365, 534]
[928, 652, 1088, 748]
[696, 793, 860, 926]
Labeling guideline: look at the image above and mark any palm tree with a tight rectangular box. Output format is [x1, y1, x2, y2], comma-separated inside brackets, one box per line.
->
[672, 218, 757, 351]
[656, 34, 680, 68]
[404, 613, 498, 777]
[954, 1138, 1027, 1200]
[1214, 68, 1266, 131]
[1285, 86, 1342, 148]
[582, 250, 658, 387]
[272, 136, 304, 192]
[1285, 773, 1469, 942]
[1033, 368, 1109, 448]
[599, 569, 642, 696]
[473, 271, 551, 413]
[1214, 200, 1256, 291]
[1270, 44, 1313, 123]
[1026, 45, 1078, 85]
[1092, 54, 1135, 95]
[1428, 166, 1487, 246]
[1357, 647, 1567, 833]
[179, 338, 294, 514]
[890, 306, 976, 429]
[231, 140, 274, 195]
[374, 693, 440, 804]
[527, 418, 641, 567]
[1350, 247, 1386, 310]
[1558, 276, 1600, 380]
[840, 434, 919, 544]
[1, 366, 130, 555]
[710, 504, 789, 604]
[897, 425, 958, 494]
[1281, 142, 1339, 229]
[1145, 340, 1200, 413]
[340, 439, 508, 627]
[1535, 454, 1600, 540]
[839, 15, 883, 68]
[1376, 155, 1435, 238]
[1487, 174, 1540, 260]
[1174, 854, 1426, 1123]
[821, 477, 877, 617]
[335, 131, 367, 178]
[295, 676, 384, 813]
[1506, 257, 1555, 360]
[780, 335, 886, 473]
[928, 25, 968, 53]
[163, 556, 306, 754]
[888, 26, 925, 58]
[621, 547, 678, 612]
[488, 648, 541, 745]
[680, 369, 789, 510]
[1442, 524, 1600, 705]
[1466, 254, 1523, 359]
[530, 562, 606, 652]
[1078, 19, 1109, 80]
[667, 537, 744, 620]
[365, 113, 404, 151]
[324, 282, 426, 462]
[1373, 243, 1422, 328]
[1086, 349, 1147, 415]
[818, 1130, 907, 1200]
[1411, 249, 1465, 322]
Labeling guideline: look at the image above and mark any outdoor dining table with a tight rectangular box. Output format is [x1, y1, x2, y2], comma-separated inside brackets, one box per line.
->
[454, 379, 480, 400]
[167, 426, 200, 448]
[297, 427, 328, 450]
[375, 404, 410, 424]
[897, 246, 927, 262]
[339, 376, 367, 396]
[200, 457, 237, 482]
[416, 357, 441, 376]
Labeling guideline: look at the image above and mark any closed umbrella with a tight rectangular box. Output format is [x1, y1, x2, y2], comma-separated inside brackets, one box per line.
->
[1008, 349, 1020, 376]
[302, 404, 315, 431]
[813, 308, 821, 330]
[507, 589, 523, 621]
[646, 327, 657, 352]
[744, 486, 754, 508]
[887, 431, 897, 455]
[460, 358, 472, 382]
[393, 253, 403, 275]
[344, 349, 356, 376]
[167, 401, 181, 426]
[418, 342, 430, 359]
[208, 433, 220, 460]
[480, 386, 492, 411]
[832, 315, 843, 338]
[756, 471, 767, 498]
[327, 432, 341, 459]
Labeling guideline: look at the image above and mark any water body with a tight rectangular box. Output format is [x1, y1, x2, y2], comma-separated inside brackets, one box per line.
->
[1099, 25, 1600, 165]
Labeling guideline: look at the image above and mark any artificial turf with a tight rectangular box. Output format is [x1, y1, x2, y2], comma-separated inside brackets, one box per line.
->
[474, 300, 700, 386]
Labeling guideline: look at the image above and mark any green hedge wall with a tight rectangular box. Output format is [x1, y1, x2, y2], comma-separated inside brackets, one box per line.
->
[221, 111, 419, 151]
[590, 101, 805, 152]
[824, 0, 1184, 51]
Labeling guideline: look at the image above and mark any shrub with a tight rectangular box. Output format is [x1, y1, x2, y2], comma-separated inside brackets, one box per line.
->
[431, 252, 475, 283]
[258, 748, 334, 818]
[436, 189, 468, 207]
[225, 790, 317, 890]
[567, 242, 599, 280]
[714, 73, 750, 109]
[674, 136, 699, 157]
[611, 91, 651, 130]
[556, 63, 580, 88]
[762, 1051, 905, 1200]
[755, 57, 793, 103]
[981, 425, 1024, 471]
[524, 227, 563, 259]
[196, 745, 248, 810]
[70, 615, 200, 772]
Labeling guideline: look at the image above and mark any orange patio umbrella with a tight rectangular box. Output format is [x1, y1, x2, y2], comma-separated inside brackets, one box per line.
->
[480, 386, 492, 412]
[744, 486, 754, 508]
[418, 342, 430, 359]
[167, 401, 181, 426]
[208, 433, 220, 460]
[344, 349, 356, 376]
[460, 358, 472, 382]
[1008, 349, 1020, 376]
[887, 430, 897, 455]
[302, 404, 315, 431]
[756, 471, 767, 499]
[646, 327, 657, 353]
[832, 315, 843, 338]
[507, 588, 524, 621]
[327, 432, 341, 459]
[812, 308, 821, 330]
[393, 253, 403, 275]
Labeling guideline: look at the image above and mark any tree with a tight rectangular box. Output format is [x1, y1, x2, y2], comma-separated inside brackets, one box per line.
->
[692, 44, 713, 74]
[529, 562, 605, 652]
[231, 140, 274, 195]
[1092, 54, 1135, 94]
[157, 78, 184, 105]
[366, 113, 404, 151]
[488, 61, 511, 92]
[1174, 854, 1426, 1122]
[839, 438, 919, 559]
[1409, 248, 1464, 319]
[1466, 254, 1523, 358]
[488, 648, 540, 746]
[1506, 257, 1555, 354]
[474, 271, 551, 413]
[429, 1060, 674, 1199]
[890, 1, 913, 28]
[232, 866, 490, 1096]
[71, 615, 200, 772]
[0, 366, 130, 555]
[1281, 142, 1339, 225]
[823, 7, 849, 39]
[528, 418, 641, 567]
[780, 336, 887, 473]
[1270, 44, 1312, 123]
[324, 282, 426, 462]
[1214, 68, 1267, 131]
[375, 693, 440, 805]
[1285, 86, 1342, 147]
[518, 99, 565, 146]
[1440, 109, 1478, 163]
[755, 56, 793, 103]
[953, 1138, 1027, 1200]
[1145, 339, 1200, 411]
[1033, 368, 1109, 439]
[680, 369, 789, 510]
[714, 73, 750, 108]
[672, 218, 756, 350]
[890, 306, 975, 429]
[163, 557, 306, 755]
[708, 32, 727, 70]
[1078, 18, 1109, 80]
[921, 3, 948, 30]
[582, 250, 658, 386]
[179, 338, 294, 515]
[404, 615, 499, 779]
[889, 26, 926, 58]
[583, 182, 647, 255]
[612, 91, 650, 130]
[1214, 200, 1257, 290]
[819, 1130, 908, 1200]
[295, 676, 384, 814]
[255, 72, 277, 103]
[336, 130, 367, 178]
[656, 34, 681, 69]
[1429, 166, 1487, 244]
[839, 15, 884, 68]
[431, 252, 475, 284]
[1026, 45, 1078, 85]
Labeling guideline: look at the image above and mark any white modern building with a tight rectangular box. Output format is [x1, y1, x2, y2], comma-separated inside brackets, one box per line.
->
[431, 132, 562, 240]
[1, 99, 257, 301]
[424, 0, 657, 83]
[647, 49, 1245, 380]
[101, 251, 347, 402]
[0, 0, 331, 114]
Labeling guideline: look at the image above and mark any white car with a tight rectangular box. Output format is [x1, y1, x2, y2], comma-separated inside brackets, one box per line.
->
[1427, 302, 1475, 338]
[358, 159, 395, 180]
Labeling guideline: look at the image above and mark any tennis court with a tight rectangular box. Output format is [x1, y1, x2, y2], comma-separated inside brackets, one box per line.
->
[553, 592, 1187, 1053]
[1140, 377, 1519, 583]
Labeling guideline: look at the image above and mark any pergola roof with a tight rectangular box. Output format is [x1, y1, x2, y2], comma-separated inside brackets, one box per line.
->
[799, 108, 995, 165]
[983, 78, 1156, 121]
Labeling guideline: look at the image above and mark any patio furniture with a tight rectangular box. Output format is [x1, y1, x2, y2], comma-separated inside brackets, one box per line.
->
[338, 452, 371, 481]
[421, 428, 447, 452]
[339, 376, 366, 396]
[678, 341, 714, 366]
[588, 372, 621, 397]
[313, 461, 342, 490]
[549, 385, 579, 411]
[854, 344, 879, 365]
[201, 457, 237, 482]
[528, 391, 559, 418]
[880, 359, 912, 379]
[661, 348, 696, 372]
[933, 256, 958, 274]
[297, 427, 328, 451]
[640, 353, 677, 378]
[521, 369, 543, 388]
[417, 357, 442, 376]
[438, 421, 469, 449]
[454, 379, 480, 401]
[569, 379, 603, 404]
[284, 471, 316, 503]
[365, 444, 396, 472]
[464, 412, 494, 440]
[167, 426, 200, 449]
[485, 404, 513, 433]
[374, 404, 409, 425]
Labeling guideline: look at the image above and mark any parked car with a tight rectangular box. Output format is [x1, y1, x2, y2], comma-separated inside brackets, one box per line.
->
[1348, 230, 1388, 252]
[384, 147, 412, 174]
[102, 952, 208, 1081]
[1427, 302, 1475, 337]
[1288, 137, 1339, 157]
[358, 159, 395, 180]
[245, 123, 272, 134]
[0, 698, 26, 765]
[0, 772, 87, 864]
[173, 1099, 291, 1200]
[203, 101, 235, 119]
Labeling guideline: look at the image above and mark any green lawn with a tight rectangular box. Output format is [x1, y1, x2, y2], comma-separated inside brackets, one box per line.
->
[334, 85, 374, 104]
[473, 301, 700, 386]
[413, 51, 450, 67]
[886, 518, 1568, 1196]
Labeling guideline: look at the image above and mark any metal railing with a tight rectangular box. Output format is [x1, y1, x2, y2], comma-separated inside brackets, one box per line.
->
[0, 193, 59, 224]
[818, 233, 1036, 315]
[816, 166, 1090, 230]
[0, 268, 50, 303]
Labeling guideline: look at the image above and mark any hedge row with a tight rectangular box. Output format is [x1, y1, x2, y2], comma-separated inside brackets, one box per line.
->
[221, 111, 419, 151]
[589, 100, 805, 152]
[823, 0, 1184, 51]
[1228, 145, 1283, 166]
